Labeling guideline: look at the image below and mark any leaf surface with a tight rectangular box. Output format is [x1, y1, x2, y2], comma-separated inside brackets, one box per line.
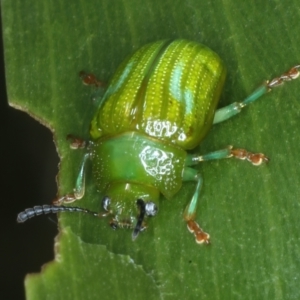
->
[2, 0, 300, 299]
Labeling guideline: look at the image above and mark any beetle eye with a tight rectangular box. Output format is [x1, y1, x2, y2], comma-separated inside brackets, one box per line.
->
[102, 196, 111, 211]
[145, 202, 158, 217]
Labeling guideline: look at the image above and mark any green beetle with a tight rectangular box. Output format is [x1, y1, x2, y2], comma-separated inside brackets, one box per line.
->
[17, 40, 299, 244]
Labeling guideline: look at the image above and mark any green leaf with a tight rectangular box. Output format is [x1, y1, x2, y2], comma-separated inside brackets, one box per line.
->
[26, 227, 160, 300]
[3, 0, 300, 299]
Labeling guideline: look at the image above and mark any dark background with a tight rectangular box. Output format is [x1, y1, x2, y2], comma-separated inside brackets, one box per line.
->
[0, 19, 60, 300]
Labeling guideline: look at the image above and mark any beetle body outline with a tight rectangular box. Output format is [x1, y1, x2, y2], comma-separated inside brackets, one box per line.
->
[17, 40, 300, 244]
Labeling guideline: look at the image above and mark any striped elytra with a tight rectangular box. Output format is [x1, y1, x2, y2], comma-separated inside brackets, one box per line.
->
[90, 40, 226, 149]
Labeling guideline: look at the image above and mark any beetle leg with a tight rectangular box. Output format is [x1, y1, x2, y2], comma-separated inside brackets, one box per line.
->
[53, 153, 89, 205]
[66, 134, 87, 149]
[182, 168, 210, 245]
[229, 148, 268, 165]
[213, 64, 300, 124]
[79, 71, 106, 88]
[79, 71, 107, 107]
[186, 146, 268, 166]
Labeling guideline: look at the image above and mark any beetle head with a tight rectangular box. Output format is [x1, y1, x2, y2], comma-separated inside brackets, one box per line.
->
[102, 182, 159, 239]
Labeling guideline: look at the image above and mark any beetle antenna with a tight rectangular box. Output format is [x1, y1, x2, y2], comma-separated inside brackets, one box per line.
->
[17, 205, 100, 223]
[132, 199, 146, 241]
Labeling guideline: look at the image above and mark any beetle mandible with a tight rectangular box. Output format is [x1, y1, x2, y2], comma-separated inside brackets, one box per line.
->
[17, 40, 300, 244]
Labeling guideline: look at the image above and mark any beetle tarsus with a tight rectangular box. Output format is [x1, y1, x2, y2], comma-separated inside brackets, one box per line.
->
[79, 71, 106, 87]
[267, 65, 300, 88]
[186, 220, 210, 245]
[66, 134, 87, 149]
[230, 147, 269, 166]
[53, 193, 78, 205]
